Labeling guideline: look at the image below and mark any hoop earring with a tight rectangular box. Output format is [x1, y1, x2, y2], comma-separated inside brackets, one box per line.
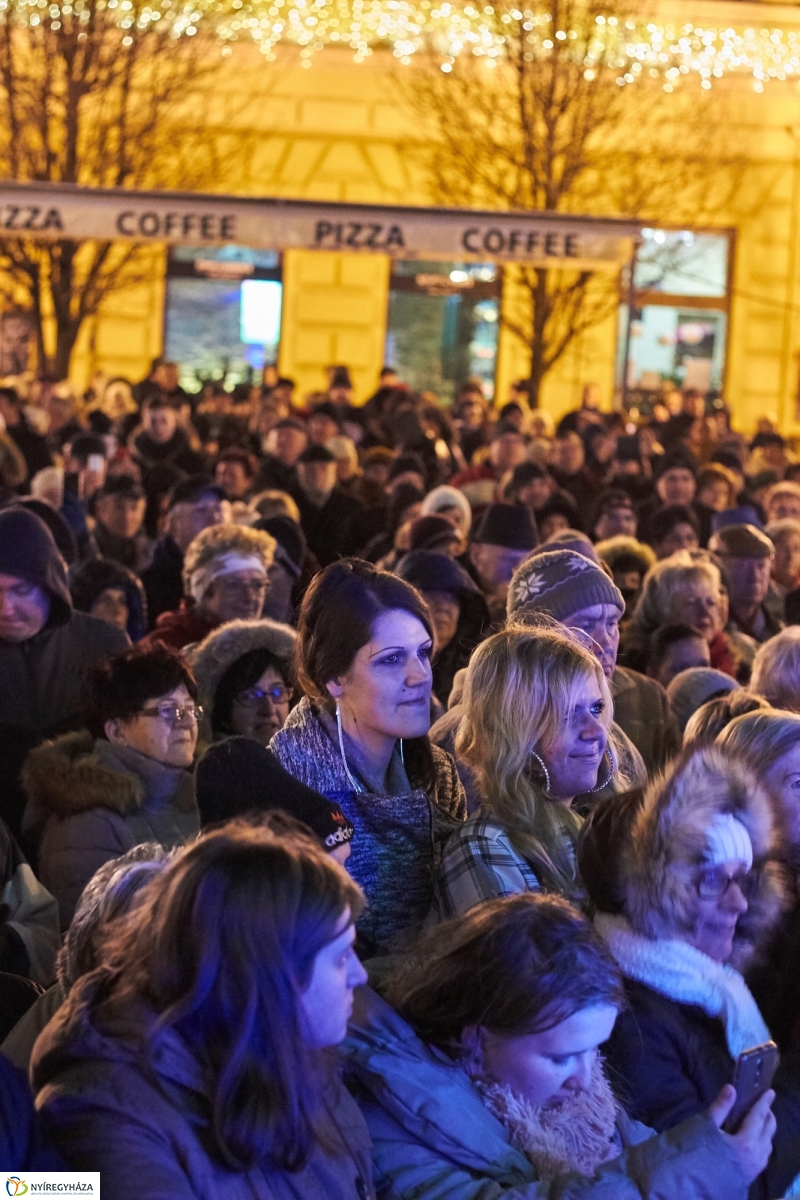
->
[529, 751, 552, 796]
[336, 699, 365, 795]
[588, 741, 618, 793]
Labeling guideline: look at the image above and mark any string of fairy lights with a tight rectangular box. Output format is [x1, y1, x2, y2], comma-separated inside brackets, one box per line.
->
[4, 0, 800, 90]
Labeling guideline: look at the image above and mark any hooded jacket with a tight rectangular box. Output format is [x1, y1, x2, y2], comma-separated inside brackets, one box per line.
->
[342, 987, 750, 1200]
[70, 557, 149, 643]
[597, 747, 798, 1198]
[0, 508, 129, 736]
[271, 699, 465, 955]
[188, 618, 296, 742]
[396, 552, 491, 706]
[31, 972, 374, 1199]
[21, 732, 199, 930]
[140, 534, 185, 628]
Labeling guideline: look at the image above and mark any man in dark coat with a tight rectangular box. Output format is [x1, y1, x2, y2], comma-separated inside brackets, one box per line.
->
[129, 396, 204, 489]
[139, 476, 225, 627]
[0, 507, 128, 842]
[295, 444, 363, 567]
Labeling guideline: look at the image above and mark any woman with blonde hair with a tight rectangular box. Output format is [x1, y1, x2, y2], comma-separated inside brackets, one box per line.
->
[623, 552, 736, 677]
[431, 624, 625, 919]
[750, 626, 800, 710]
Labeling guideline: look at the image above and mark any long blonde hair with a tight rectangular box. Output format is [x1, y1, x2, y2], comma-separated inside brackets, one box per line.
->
[456, 624, 618, 894]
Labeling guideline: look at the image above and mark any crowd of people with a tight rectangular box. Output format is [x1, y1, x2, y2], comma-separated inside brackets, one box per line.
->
[4, 361, 800, 1195]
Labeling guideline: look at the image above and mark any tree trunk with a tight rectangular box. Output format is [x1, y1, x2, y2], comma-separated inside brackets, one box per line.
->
[527, 268, 550, 410]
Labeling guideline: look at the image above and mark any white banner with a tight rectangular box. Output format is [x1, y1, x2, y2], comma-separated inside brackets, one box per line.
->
[3, 1173, 100, 1196]
[0, 182, 637, 269]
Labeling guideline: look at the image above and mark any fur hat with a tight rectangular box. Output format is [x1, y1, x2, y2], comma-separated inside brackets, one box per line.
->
[621, 745, 787, 970]
[188, 618, 296, 741]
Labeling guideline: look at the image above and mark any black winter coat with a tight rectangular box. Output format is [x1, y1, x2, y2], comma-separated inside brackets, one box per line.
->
[606, 979, 800, 1200]
[140, 536, 184, 628]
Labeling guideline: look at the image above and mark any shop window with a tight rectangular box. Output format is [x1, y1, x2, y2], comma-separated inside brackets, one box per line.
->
[385, 261, 501, 403]
[617, 227, 733, 409]
[164, 246, 282, 393]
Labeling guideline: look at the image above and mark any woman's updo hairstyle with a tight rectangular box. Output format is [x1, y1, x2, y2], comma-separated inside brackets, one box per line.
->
[295, 558, 436, 790]
[295, 558, 433, 706]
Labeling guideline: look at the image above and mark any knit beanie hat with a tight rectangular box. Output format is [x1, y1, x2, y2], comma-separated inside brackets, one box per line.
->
[0, 506, 72, 623]
[507, 549, 624, 623]
[666, 667, 739, 734]
[420, 485, 472, 535]
[408, 515, 461, 553]
[473, 503, 537, 551]
[703, 812, 753, 870]
[255, 514, 306, 576]
[195, 737, 355, 853]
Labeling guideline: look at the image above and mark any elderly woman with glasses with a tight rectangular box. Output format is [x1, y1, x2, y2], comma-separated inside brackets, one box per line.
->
[21, 645, 201, 931]
[189, 617, 297, 749]
[577, 745, 800, 1199]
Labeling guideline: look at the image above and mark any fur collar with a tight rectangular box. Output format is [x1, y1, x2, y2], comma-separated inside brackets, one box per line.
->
[466, 1057, 618, 1179]
[21, 731, 193, 845]
[622, 744, 787, 970]
[188, 618, 296, 741]
[596, 912, 771, 1059]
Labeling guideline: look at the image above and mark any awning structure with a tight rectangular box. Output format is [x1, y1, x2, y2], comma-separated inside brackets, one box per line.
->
[0, 181, 638, 270]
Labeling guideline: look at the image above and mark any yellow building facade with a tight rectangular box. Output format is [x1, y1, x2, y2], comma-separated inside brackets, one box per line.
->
[68, 1, 800, 432]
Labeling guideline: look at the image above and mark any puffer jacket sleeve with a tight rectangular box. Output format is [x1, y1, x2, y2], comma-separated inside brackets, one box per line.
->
[38, 809, 134, 932]
[365, 1099, 748, 1200]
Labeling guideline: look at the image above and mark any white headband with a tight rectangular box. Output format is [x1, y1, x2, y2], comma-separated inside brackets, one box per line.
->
[703, 813, 753, 871]
[189, 553, 267, 603]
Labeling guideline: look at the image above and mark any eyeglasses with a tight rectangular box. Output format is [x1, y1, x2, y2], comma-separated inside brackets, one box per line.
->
[695, 866, 760, 900]
[138, 702, 203, 725]
[217, 578, 268, 596]
[234, 685, 292, 708]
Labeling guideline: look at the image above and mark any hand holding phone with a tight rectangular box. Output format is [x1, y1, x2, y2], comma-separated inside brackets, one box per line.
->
[724, 1041, 779, 1134]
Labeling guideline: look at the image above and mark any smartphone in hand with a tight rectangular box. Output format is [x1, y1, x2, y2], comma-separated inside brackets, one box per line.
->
[723, 1041, 778, 1133]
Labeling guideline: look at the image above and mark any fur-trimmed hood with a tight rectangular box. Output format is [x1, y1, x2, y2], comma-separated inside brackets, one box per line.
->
[187, 618, 296, 739]
[622, 744, 787, 970]
[21, 731, 194, 848]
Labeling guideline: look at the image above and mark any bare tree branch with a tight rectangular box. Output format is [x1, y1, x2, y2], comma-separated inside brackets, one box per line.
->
[400, 0, 745, 404]
[0, 6, 262, 376]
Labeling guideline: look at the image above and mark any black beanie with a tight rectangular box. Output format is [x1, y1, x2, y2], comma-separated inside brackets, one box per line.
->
[0, 507, 72, 623]
[472, 503, 538, 551]
[195, 737, 355, 853]
[255, 514, 306, 574]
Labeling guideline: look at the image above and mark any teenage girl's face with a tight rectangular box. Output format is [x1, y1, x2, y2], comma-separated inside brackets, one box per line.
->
[466, 1005, 619, 1109]
[327, 609, 433, 743]
[299, 911, 367, 1048]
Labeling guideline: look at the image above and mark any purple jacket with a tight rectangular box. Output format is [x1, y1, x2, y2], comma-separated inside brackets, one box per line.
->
[31, 974, 375, 1199]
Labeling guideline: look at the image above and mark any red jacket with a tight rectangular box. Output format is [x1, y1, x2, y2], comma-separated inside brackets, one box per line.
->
[140, 602, 220, 651]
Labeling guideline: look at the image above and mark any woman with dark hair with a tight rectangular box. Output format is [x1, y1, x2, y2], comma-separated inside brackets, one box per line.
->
[343, 893, 772, 1199]
[31, 822, 375, 1197]
[189, 617, 296, 747]
[70, 557, 149, 642]
[271, 559, 465, 955]
[21, 644, 200, 930]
